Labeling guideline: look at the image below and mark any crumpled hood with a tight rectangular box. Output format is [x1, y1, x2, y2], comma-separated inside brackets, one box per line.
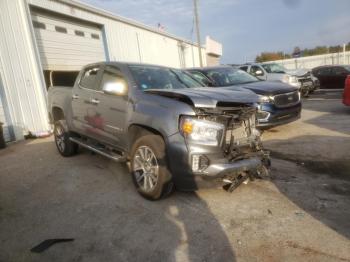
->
[287, 68, 310, 77]
[223, 81, 298, 96]
[145, 87, 258, 108]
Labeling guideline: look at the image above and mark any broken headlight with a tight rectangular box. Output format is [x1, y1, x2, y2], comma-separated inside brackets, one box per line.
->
[179, 116, 224, 146]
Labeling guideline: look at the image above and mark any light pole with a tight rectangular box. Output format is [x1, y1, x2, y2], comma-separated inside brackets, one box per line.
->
[193, 0, 203, 67]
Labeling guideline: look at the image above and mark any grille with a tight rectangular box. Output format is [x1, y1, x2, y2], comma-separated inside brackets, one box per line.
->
[273, 91, 300, 108]
[224, 115, 255, 146]
[226, 123, 250, 146]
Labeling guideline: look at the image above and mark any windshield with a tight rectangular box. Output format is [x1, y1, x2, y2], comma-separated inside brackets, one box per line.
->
[202, 68, 259, 86]
[129, 65, 202, 90]
[261, 63, 287, 74]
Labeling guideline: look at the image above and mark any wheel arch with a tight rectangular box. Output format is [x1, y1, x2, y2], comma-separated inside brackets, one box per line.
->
[51, 107, 65, 123]
[127, 123, 173, 158]
[128, 124, 167, 149]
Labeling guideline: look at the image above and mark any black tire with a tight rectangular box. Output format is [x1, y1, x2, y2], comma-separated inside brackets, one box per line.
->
[130, 134, 173, 200]
[301, 87, 310, 97]
[54, 120, 78, 157]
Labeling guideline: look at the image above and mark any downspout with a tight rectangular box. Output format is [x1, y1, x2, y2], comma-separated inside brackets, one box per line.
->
[136, 32, 142, 63]
[101, 26, 110, 61]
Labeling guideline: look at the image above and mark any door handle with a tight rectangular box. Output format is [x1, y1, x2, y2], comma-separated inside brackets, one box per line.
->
[72, 94, 79, 100]
[90, 98, 100, 105]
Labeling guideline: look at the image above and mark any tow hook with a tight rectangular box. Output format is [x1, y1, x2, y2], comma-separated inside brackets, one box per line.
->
[222, 161, 270, 193]
[250, 165, 269, 180]
[222, 173, 249, 192]
[256, 151, 271, 179]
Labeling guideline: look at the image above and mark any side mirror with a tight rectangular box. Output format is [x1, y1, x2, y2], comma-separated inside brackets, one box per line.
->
[255, 70, 264, 76]
[103, 81, 128, 96]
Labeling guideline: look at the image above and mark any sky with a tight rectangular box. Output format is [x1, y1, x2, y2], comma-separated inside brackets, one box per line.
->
[80, 0, 350, 63]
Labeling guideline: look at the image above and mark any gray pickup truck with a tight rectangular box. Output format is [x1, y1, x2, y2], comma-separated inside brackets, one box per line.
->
[48, 62, 270, 200]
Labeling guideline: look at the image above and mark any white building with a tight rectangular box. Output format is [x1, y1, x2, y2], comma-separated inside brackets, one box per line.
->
[0, 0, 222, 142]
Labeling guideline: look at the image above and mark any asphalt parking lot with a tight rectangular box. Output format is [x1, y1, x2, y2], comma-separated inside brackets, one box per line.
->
[0, 90, 349, 262]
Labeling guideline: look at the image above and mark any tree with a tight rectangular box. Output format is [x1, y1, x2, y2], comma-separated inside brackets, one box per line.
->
[255, 42, 349, 62]
[255, 52, 289, 62]
[312, 46, 328, 55]
[255, 52, 283, 62]
[329, 45, 342, 53]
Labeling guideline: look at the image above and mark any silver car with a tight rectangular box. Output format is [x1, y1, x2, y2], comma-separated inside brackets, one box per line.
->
[239, 63, 315, 96]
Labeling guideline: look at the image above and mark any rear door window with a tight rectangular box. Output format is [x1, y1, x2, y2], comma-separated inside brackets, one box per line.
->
[80, 66, 102, 91]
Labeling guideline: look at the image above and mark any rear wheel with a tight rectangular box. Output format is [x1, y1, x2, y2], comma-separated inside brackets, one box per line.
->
[130, 135, 173, 200]
[54, 120, 78, 157]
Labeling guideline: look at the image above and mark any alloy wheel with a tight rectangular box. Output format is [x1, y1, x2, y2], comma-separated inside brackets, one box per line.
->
[133, 146, 159, 192]
[55, 125, 65, 153]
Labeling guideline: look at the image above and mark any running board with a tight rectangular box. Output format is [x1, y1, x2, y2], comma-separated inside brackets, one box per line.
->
[69, 137, 126, 162]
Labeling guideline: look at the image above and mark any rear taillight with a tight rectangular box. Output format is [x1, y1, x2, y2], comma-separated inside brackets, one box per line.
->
[343, 76, 350, 106]
[345, 75, 350, 89]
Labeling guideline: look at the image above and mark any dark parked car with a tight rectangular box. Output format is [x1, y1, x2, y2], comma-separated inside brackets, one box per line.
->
[187, 66, 302, 128]
[312, 65, 350, 89]
[47, 62, 270, 200]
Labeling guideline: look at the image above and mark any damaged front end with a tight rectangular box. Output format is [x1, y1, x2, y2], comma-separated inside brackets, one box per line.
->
[181, 104, 270, 192]
[145, 87, 269, 192]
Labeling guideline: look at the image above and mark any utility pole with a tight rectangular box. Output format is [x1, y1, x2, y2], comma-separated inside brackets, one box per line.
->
[193, 0, 203, 67]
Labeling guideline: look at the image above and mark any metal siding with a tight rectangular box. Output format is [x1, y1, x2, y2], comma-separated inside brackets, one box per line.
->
[0, 102, 11, 142]
[0, 64, 11, 142]
[206, 54, 221, 66]
[184, 46, 207, 68]
[0, 0, 50, 140]
[28, 0, 206, 68]
[31, 12, 106, 70]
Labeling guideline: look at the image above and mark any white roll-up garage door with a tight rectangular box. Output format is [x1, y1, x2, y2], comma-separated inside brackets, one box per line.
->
[31, 11, 106, 71]
[0, 96, 10, 142]
[0, 72, 11, 142]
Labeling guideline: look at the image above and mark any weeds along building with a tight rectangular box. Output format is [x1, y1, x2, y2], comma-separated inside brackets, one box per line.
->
[0, 0, 222, 142]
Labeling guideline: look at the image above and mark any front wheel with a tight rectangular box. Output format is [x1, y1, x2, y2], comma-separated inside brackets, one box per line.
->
[300, 87, 310, 97]
[130, 135, 173, 200]
[54, 120, 78, 157]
